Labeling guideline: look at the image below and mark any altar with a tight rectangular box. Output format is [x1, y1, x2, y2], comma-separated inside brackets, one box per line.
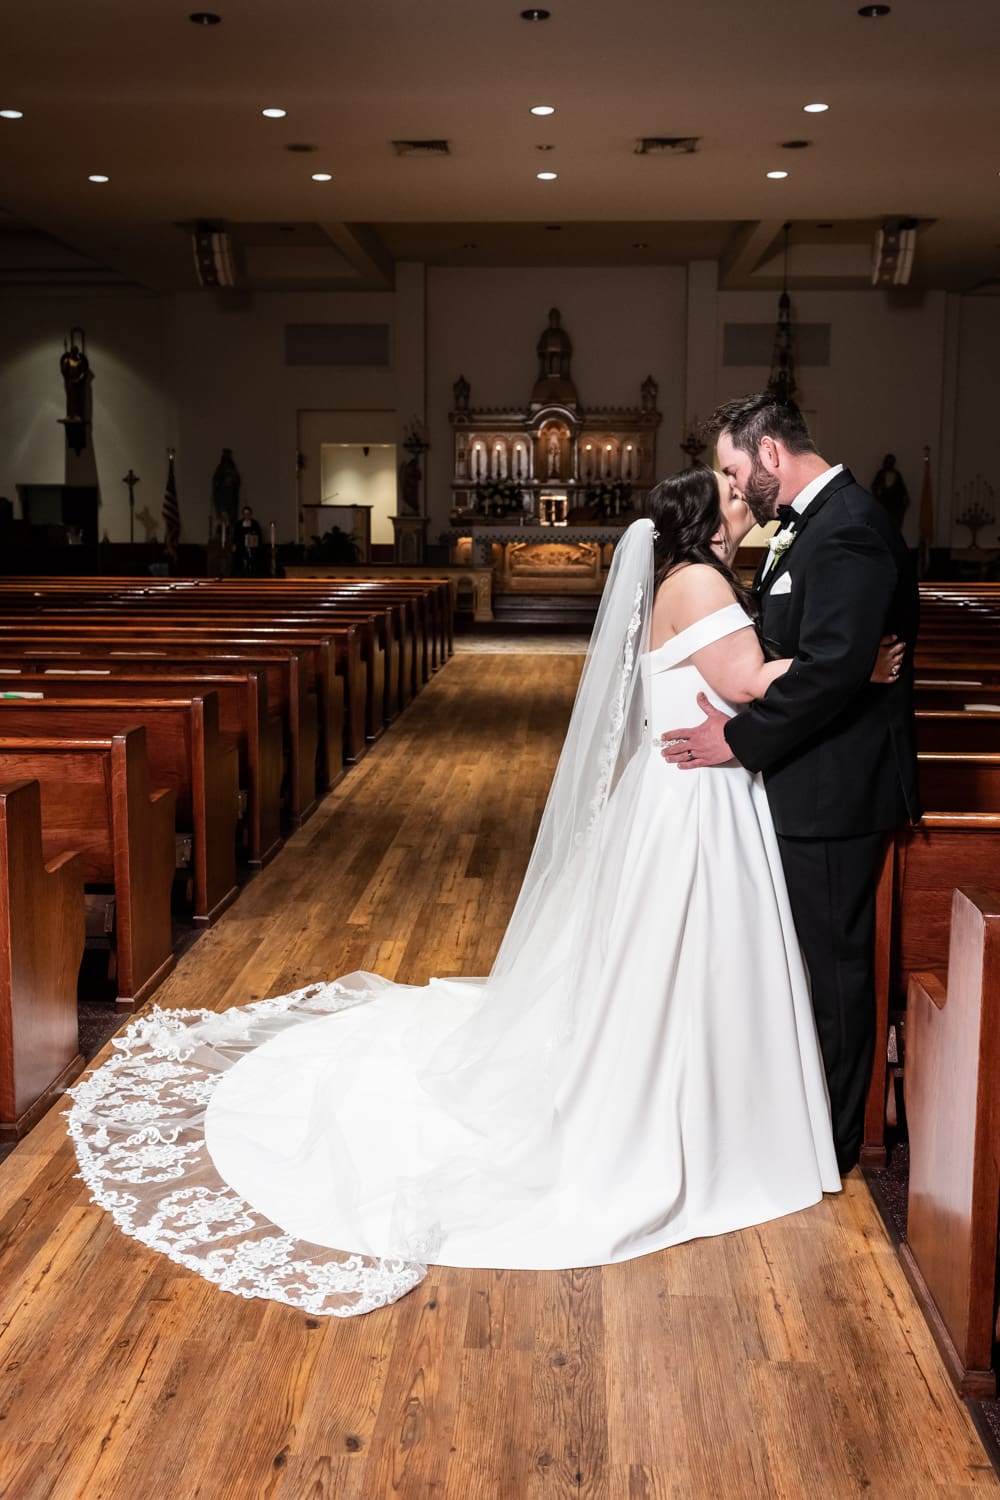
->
[450, 524, 626, 596]
[447, 308, 660, 601]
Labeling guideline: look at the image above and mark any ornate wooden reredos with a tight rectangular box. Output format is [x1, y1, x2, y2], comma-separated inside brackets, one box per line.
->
[449, 309, 661, 520]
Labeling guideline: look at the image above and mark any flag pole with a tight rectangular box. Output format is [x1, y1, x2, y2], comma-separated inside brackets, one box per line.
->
[918, 444, 934, 579]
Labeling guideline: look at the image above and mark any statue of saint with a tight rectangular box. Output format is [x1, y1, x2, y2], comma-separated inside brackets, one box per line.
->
[212, 448, 241, 530]
[452, 374, 471, 412]
[871, 453, 909, 529]
[60, 330, 90, 426]
[546, 429, 562, 478]
[399, 455, 422, 515]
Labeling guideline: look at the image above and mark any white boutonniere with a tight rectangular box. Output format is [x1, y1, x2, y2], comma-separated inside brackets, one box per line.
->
[767, 524, 797, 562]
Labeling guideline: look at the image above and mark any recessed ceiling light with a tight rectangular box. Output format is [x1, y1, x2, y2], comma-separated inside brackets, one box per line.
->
[88, 174, 110, 183]
[536, 171, 558, 181]
[782, 140, 811, 150]
[0, 109, 23, 120]
[311, 172, 332, 182]
[261, 108, 286, 119]
[857, 4, 890, 14]
[766, 170, 788, 180]
[803, 102, 829, 113]
[520, 8, 551, 18]
[535, 144, 554, 152]
[189, 11, 222, 23]
[530, 104, 555, 116]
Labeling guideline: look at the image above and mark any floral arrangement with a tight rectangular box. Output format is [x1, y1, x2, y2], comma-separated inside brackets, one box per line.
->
[306, 525, 360, 565]
[588, 480, 632, 520]
[474, 479, 523, 517]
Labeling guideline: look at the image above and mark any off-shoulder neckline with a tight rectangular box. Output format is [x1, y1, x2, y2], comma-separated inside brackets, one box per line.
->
[646, 602, 752, 661]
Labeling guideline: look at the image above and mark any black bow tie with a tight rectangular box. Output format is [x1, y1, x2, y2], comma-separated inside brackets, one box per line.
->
[775, 504, 797, 527]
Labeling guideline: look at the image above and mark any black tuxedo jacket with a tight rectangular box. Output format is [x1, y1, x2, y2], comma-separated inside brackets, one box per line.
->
[724, 467, 921, 838]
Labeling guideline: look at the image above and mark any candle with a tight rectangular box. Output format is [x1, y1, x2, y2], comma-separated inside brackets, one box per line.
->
[269, 522, 277, 546]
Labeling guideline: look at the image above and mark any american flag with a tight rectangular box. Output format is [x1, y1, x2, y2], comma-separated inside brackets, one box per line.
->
[163, 451, 181, 559]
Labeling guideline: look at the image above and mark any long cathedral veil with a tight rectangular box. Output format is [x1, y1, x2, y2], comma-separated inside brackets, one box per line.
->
[417, 517, 655, 1085]
[379, 518, 657, 1252]
[67, 518, 657, 1314]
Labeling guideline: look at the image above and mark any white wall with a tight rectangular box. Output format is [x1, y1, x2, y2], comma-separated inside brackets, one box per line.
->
[1, 272, 995, 549]
[172, 288, 401, 543]
[426, 266, 688, 538]
[953, 298, 1000, 543]
[319, 443, 397, 546]
[714, 289, 949, 547]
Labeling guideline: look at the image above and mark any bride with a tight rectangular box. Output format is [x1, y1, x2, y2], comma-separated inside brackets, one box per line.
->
[68, 467, 900, 1316]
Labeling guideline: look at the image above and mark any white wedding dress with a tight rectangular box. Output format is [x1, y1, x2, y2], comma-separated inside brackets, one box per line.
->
[68, 530, 841, 1317]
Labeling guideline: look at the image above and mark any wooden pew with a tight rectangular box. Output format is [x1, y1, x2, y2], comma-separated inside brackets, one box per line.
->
[901, 887, 1000, 1397]
[52, 600, 388, 750]
[0, 779, 85, 1140]
[0, 574, 442, 711]
[915, 711, 1000, 753]
[0, 730, 175, 1010]
[0, 637, 324, 821]
[0, 695, 239, 926]
[863, 750, 1000, 1166]
[0, 619, 361, 767]
[919, 752, 1000, 812]
[913, 682, 1000, 711]
[0, 572, 451, 741]
[1, 671, 283, 868]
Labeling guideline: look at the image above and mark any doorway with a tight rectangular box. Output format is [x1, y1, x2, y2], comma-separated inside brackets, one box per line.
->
[319, 443, 397, 548]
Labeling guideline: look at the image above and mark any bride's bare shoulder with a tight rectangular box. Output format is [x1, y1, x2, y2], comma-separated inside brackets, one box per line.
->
[652, 565, 738, 640]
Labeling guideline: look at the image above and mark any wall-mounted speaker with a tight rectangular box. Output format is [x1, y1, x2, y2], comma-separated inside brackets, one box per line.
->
[872, 220, 918, 287]
[192, 224, 235, 288]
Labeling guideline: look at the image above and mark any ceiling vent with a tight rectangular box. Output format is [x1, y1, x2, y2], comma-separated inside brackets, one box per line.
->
[871, 219, 918, 287]
[392, 139, 451, 157]
[192, 223, 235, 287]
[634, 136, 700, 156]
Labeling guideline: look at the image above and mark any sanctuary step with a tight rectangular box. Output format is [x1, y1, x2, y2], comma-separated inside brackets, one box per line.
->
[491, 593, 601, 627]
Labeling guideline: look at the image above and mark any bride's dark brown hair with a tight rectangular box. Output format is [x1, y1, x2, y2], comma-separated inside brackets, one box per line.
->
[645, 465, 758, 623]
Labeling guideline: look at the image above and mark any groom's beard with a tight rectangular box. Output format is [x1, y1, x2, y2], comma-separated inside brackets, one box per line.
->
[743, 455, 781, 526]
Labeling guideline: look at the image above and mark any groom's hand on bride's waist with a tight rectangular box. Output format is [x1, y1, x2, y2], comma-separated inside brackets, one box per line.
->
[660, 693, 736, 770]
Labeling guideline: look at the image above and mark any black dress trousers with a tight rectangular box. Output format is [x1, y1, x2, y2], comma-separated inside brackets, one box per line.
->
[775, 830, 886, 1173]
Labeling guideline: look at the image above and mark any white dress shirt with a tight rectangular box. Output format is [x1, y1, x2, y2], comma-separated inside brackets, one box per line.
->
[761, 464, 844, 579]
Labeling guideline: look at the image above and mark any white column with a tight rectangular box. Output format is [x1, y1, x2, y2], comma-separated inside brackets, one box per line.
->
[395, 261, 427, 512]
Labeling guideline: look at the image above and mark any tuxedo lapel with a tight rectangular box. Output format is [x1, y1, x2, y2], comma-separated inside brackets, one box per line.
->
[755, 467, 856, 597]
[788, 467, 855, 539]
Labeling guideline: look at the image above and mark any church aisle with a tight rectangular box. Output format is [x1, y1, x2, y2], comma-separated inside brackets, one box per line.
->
[0, 653, 995, 1499]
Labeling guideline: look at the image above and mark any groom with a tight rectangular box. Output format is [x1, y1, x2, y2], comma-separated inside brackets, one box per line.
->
[662, 394, 920, 1174]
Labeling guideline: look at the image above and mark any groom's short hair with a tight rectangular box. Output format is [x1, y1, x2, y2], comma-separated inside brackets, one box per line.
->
[708, 394, 817, 457]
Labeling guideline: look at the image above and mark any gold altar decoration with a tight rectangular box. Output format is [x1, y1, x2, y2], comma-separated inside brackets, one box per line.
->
[449, 308, 661, 525]
[448, 310, 661, 600]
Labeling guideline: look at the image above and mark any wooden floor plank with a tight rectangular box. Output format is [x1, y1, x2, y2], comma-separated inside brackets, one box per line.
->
[0, 653, 995, 1499]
